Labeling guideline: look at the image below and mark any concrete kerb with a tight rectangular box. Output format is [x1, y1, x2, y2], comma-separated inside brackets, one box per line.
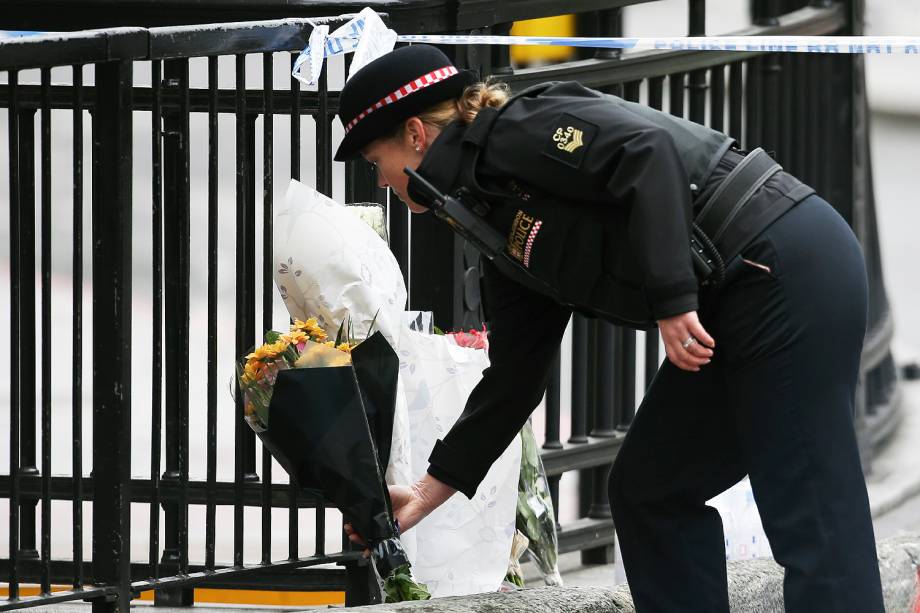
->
[329, 533, 920, 613]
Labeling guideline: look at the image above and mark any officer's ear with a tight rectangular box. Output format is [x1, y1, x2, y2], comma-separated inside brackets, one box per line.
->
[403, 116, 428, 152]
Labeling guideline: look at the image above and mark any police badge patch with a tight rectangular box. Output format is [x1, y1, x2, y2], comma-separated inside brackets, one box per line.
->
[542, 113, 598, 169]
[507, 210, 543, 268]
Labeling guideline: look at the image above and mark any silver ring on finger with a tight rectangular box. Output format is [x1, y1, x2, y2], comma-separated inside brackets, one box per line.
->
[681, 336, 697, 350]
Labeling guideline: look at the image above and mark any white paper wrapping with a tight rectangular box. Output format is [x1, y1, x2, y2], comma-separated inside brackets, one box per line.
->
[274, 179, 407, 348]
[397, 329, 520, 597]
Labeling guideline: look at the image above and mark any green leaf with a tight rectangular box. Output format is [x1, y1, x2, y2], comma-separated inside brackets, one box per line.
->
[334, 318, 346, 347]
[264, 330, 282, 344]
[254, 402, 270, 429]
[505, 571, 525, 589]
[366, 308, 380, 340]
[432, 325, 445, 335]
[382, 565, 431, 603]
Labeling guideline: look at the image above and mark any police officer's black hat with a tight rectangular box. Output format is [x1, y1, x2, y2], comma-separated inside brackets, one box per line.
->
[334, 45, 477, 161]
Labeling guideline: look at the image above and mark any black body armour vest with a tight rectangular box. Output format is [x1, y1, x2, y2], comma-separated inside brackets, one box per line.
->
[412, 82, 811, 329]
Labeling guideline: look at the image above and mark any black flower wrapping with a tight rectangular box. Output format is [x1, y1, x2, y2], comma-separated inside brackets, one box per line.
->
[252, 331, 408, 576]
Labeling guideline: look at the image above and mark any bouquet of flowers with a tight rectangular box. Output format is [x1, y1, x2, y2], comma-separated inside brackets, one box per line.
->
[236, 317, 430, 602]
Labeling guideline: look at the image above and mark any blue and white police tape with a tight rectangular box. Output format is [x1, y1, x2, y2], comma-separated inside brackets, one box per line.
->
[293, 7, 396, 86]
[293, 17, 920, 86]
[395, 34, 920, 55]
[0, 31, 48, 39]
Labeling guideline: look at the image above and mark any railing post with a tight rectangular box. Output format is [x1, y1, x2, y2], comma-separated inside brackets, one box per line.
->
[344, 559, 379, 606]
[490, 22, 514, 75]
[688, 0, 708, 124]
[578, 318, 599, 522]
[615, 329, 636, 432]
[570, 315, 590, 445]
[591, 8, 622, 61]
[751, 0, 781, 26]
[582, 322, 617, 565]
[157, 57, 194, 608]
[16, 107, 40, 564]
[92, 56, 134, 613]
[544, 349, 564, 525]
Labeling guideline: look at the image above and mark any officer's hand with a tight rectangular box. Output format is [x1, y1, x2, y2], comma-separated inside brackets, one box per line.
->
[343, 475, 457, 555]
[657, 311, 715, 372]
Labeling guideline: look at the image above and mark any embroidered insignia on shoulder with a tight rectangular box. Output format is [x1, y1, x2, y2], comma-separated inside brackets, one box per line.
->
[542, 112, 597, 169]
[507, 209, 543, 268]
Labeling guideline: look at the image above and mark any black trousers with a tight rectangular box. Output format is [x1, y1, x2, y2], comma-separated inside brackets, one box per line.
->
[609, 195, 885, 612]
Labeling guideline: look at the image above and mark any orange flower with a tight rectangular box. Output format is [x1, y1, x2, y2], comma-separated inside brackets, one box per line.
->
[246, 344, 272, 361]
[243, 359, 266, 382]
[321, 339, 351, 354]
[268, 339, 290, 355]
[284, 329, 309, 346]
[292, 317, 328, 341]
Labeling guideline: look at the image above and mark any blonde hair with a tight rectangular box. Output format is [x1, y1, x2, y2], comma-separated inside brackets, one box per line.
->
[388, 79, 511, 138]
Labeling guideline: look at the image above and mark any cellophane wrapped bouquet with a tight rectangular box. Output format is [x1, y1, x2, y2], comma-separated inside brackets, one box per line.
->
[516, 421, 563, 586]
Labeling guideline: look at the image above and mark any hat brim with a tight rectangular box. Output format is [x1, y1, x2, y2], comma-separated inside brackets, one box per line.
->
[334, 68, 478, 162]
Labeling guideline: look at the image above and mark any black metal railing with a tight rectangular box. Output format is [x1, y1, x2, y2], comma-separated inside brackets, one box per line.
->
[0, 0, 899, 609]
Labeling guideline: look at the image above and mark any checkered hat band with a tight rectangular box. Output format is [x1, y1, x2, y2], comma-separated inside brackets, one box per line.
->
[343, 65, 459, 134]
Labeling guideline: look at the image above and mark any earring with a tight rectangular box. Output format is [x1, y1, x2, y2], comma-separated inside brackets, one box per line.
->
[415, 145, 421, 152]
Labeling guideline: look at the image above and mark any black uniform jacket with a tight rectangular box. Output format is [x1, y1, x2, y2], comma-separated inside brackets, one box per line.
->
[416, 81, 732, 497]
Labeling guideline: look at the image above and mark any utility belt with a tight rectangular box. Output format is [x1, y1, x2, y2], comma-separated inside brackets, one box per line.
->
[689, 147, 814, 286]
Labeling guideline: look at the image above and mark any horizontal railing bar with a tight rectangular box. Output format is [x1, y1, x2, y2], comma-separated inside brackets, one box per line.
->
[0, 587, 115, 612]
[0, 556, 356, 594]
[0, 441, 624, 501]
[148, 17, 353, 59]
[157, 565, 348, 592]
[129, 553, 363, 592]
[503, 4, 846, 89]
[0, 85, 339, 115]
[147, 86, 340, 115]
[0, 28, 147, 70]
[557, 517, 616, 555]
[0, 1, 450, 36]
[0, 476, 331, 508]
[541, 436, 623, 477]
[0, 16, 361, 68]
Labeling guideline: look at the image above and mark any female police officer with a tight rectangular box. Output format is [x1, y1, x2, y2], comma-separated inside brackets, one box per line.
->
[337, 45, 885, 612]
